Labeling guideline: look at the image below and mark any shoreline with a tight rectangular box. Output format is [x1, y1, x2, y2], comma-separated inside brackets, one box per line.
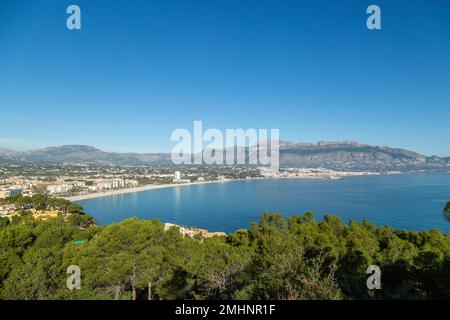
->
[65, 176, 340, 202]
[64, 173, 374, 202]
[66, 171, 437, 203]
[65, 180, 230, 202]
[62, 172, 450, 234]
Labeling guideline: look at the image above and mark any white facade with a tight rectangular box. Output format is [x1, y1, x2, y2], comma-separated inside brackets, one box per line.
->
[47, 184, 73, 195]
[95, 179, 125, 190]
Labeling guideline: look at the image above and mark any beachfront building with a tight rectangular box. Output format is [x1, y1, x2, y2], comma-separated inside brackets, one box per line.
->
[259, 167, 279, 177]
[47, 184, 73, 195]
[93, 178, 126, 190]
[173, 171, 191, 184]
[127, 180, 139, 188]
[174, 171, 181, 182]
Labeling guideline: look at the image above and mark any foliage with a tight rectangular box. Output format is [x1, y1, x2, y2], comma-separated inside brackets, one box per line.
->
[444, 201, 450, 223]
[0, 217, 9, 228]
[0, 211, 450, 300]
[3, 195, 84, 214]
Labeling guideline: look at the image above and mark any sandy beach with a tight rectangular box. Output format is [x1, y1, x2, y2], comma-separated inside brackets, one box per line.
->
[64, 173, 365, 202]
[64, 180, 229, 202]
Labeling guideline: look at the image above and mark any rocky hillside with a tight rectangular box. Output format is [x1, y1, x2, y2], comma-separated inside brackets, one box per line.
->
[0, 141, 448, 172]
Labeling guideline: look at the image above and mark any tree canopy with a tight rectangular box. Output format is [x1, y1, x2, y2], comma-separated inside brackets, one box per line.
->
[444, 201, 450, 223]
[1, 211, 450, 300]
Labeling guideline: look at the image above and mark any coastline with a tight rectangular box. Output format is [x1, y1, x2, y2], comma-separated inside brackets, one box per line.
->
[64, 173, 365, 202]
[65, 175, 349, 202]
[63, 172, 450, 234]
[65, 176, 336, 202]
[65, 170, 420, 203]
[65, 180, 228, 202]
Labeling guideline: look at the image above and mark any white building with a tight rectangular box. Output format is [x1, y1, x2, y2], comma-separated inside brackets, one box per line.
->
[127, 180, 139, 187]
[164, 223, 199, 238]
[95, 179, 125, 190]
[47, 184, 73, 195]
[173, 171, 182, 183]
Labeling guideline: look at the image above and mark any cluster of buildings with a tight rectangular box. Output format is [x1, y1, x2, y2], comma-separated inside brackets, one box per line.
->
[259, 167, 379, 179]
[87, 178, 138, 192]
[46, 178, 139, 195]
[172, 171, 191, 184]
[0, 178, 36, 199]
[0, 164, 264, 200]
[164, 223, 226, 239]
[0, 175, 141, 198]
[47, 184, 74, 195]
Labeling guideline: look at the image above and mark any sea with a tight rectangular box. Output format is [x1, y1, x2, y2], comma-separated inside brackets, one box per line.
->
[76, 173, 450, 233]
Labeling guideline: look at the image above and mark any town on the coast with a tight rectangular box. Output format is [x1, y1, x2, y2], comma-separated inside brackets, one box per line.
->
[0, 163, 382, 207]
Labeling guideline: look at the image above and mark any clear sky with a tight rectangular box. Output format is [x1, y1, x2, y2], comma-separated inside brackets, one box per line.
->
[0, 0, 449, 156]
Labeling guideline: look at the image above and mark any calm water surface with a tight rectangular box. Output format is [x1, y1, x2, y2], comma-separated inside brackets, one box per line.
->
[77, 173, 450, 233]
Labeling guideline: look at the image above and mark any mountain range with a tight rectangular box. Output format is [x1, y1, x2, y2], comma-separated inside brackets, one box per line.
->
[0, 141, 449, 172]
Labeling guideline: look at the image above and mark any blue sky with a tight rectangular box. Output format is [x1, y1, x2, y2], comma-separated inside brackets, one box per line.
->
[0, 0, 449, 155]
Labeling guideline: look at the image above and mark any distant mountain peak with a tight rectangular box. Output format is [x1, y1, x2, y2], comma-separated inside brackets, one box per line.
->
[319, 140, 364, 146]
[279, 140, 368, 149]
[0, 141, 448, 172]
[0, 146, 17, 157]
[42, 145, 103, 152]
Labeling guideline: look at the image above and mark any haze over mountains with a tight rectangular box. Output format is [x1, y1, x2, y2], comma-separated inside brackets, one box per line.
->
[0, 141, 448, 172]
[0, 145, 172, 166]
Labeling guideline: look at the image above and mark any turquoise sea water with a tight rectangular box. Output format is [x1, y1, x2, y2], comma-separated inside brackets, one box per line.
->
[77, 173, 450, 233]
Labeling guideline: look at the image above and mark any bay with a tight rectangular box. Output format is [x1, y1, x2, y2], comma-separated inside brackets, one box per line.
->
[77, 173, 450, 233]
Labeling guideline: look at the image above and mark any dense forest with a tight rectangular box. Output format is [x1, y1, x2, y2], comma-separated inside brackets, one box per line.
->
[1, 197, 450, 300]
